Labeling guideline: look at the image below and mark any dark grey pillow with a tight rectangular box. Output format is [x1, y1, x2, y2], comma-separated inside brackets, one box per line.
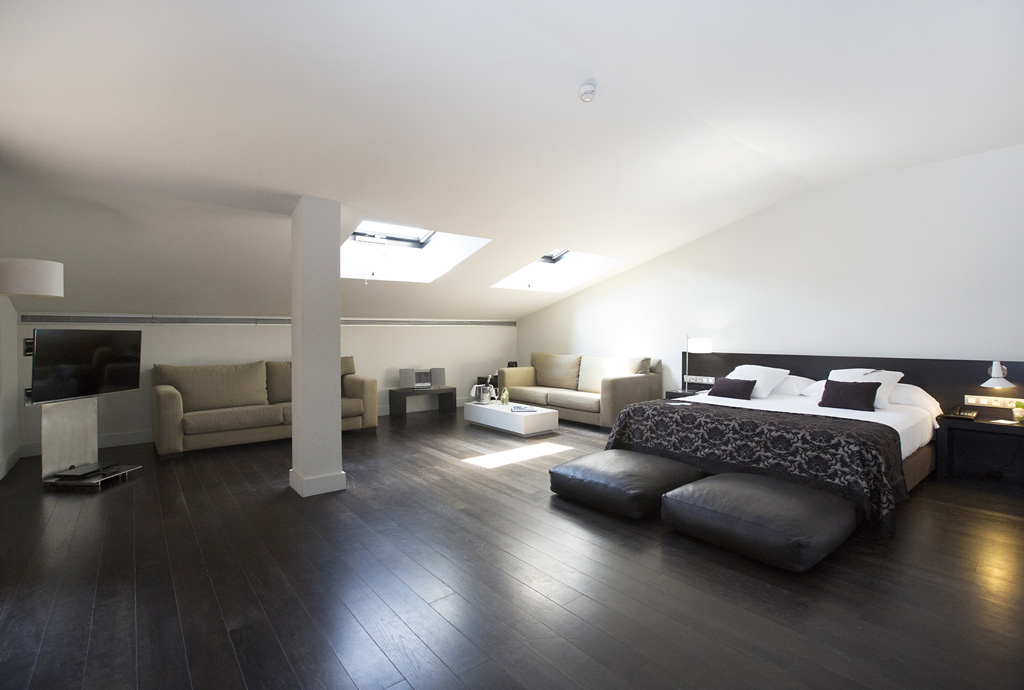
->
[819, 379, 880, 411]
[708, 377, 756, 400]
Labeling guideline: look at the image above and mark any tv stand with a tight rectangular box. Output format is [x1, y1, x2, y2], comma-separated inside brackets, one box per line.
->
[41, 397, 98, 480]
[44, 462, 141, 490]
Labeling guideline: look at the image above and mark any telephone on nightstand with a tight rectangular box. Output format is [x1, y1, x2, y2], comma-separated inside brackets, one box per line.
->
[944, 407, 978, 421]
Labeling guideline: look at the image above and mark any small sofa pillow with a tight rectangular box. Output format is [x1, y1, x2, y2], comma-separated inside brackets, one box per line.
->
[773, 375, 816, 396]
[819, 380, 880, 412]
[532, 352, 582, 390]
[708, 377, 757, 400]
[725, 365, 790, 399]
[828, 368, 904, 409]
[266, 361, 292, 404]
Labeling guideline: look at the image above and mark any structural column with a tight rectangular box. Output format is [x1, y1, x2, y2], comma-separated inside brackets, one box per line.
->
[289, 196, 345, 496]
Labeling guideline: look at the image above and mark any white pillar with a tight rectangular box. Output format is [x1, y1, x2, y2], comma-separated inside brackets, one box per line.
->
[289, 196, 345, 496]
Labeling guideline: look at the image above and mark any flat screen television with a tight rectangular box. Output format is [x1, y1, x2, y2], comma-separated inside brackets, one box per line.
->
[30, 329, 142, 405]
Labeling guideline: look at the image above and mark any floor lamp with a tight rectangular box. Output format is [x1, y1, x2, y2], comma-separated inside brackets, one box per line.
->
[684, 335, 713, 392]
[0, 258, 64, 298]
[0, 259, 68, 479]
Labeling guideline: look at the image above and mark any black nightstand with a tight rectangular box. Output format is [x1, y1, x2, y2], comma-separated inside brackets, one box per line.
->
[666, 389, 705, 400]
[935, 416, 1024, 477]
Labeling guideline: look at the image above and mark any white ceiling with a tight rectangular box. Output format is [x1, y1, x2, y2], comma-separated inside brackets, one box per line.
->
[2, 0, 1022, 318]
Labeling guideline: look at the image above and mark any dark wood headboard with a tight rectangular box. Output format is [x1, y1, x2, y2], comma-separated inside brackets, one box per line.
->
[686, 352, 1024, 415]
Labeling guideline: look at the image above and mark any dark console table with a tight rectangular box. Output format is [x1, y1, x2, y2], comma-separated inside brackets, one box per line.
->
[389, 386, 457, 418]
[936, 416, 1024, 477]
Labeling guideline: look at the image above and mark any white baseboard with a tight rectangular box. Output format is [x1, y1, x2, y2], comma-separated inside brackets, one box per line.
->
[289, 468, 347, 496]
[0, 447, 19, 481]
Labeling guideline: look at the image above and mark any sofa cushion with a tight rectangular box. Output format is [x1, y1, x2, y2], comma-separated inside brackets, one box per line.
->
[508, 386, 551, 405]
[577, 356, 652, 393]
[661, 473, 857, 573]
[341, 396, 364, 418]
[266, 361, 291, 404]
[267, 358, 359, 403]
[550, 450, 705, 519]
[182, 404, 283, 435]
[277, 402, 292, 425]
[153, 361, 269, 413]
[531, 353, 582, 390]
[547, 389, 601, 413]
[341, 355, 356, 377]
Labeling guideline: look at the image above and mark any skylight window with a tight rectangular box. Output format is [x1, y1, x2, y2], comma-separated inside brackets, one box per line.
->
[491, 249, 622, 293]
[341, 221, 489, 283]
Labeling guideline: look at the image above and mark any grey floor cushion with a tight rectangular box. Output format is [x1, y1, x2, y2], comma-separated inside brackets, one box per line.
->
[550, 449, 705, 519]
[661, 473, 856, 572]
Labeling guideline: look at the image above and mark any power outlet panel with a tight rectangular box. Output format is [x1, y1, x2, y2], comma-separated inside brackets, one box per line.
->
[964, 395, 1024, 409]
[684, 375, 716, 385]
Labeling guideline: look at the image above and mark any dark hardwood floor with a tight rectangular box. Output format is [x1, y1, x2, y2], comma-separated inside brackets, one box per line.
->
[1, 411, 1022, 690]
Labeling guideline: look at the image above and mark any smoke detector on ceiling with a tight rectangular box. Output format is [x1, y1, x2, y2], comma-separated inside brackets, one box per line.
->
[578, 80, 597, 103]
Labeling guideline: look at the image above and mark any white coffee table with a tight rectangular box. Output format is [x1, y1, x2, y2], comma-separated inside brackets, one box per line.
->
[464, 401, 558, 437]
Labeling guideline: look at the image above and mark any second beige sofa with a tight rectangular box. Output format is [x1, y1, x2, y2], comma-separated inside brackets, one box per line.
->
[498, 352, 662, 428]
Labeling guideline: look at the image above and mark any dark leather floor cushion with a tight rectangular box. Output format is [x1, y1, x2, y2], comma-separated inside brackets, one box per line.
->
[661, 473, 856, 572]
[550, 449, 705, 519]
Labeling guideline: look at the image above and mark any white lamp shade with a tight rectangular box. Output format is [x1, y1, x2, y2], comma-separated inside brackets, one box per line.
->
[0, 258, 64, 297]
[980, 360, 1014, 389]
[687, 337, 713, 354]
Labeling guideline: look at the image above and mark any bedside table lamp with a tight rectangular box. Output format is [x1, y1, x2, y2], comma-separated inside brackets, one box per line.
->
[980, 361, 1014, 389]
[684, 335, 713, 393]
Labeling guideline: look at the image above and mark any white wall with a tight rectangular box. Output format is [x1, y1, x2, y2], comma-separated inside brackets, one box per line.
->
[0, 298, 20, 479]
[15, 321, 517, 454]
[518, 144, 1024, 389]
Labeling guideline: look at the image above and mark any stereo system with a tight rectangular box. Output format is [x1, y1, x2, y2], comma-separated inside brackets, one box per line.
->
[399, 367, 445, 389]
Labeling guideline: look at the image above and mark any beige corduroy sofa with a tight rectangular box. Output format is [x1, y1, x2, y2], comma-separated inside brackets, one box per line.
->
[498, 352, 662, 428]
[152, 357, 377, 458]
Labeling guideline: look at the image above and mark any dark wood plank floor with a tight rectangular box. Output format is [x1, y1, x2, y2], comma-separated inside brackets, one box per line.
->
[1, 411, 1022, 690]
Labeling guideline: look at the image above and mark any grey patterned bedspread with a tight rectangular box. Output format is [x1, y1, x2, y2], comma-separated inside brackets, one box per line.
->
[606, 399, 908, 533]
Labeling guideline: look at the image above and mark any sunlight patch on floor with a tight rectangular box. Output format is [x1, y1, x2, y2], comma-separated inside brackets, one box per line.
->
[463, 442, 574, 469]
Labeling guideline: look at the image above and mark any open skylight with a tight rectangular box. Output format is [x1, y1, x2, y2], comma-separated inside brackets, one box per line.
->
[491, 249, 622, 292]
[341, 221, 489, 283]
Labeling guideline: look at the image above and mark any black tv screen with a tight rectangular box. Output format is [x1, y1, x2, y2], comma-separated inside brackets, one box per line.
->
[30, 329, 142, 405]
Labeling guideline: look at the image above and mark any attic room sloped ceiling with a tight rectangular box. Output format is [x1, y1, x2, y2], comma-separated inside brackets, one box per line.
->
[1, 0, 1022, 319]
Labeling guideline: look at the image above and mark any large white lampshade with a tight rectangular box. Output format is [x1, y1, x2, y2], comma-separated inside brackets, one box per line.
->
[684, 335, 713, 392]
[687, 337, 713, 354]
[0, 258, 64, 297]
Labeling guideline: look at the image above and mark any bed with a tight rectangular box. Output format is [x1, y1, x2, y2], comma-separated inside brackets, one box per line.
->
[606, 359, 944, 534]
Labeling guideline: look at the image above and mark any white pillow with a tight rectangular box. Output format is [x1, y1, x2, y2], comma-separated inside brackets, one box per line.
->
[577, 356, 606, 393]
[801, 380, 826, 400]
[888, 383, 943, 418]
[827, 368, 904, 409]
[725, 365, 790, 399]
[577, 355, 650, 393]
[772, 375, 816, 396]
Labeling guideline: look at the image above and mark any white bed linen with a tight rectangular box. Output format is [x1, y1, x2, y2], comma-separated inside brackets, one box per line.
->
[678, 392, 935, 460]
